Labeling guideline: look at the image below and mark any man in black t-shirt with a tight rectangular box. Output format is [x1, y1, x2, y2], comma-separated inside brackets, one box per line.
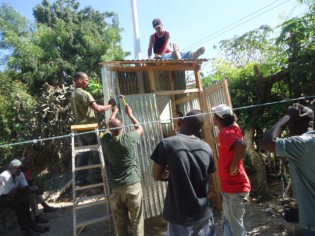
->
[150, 110, 216, 236]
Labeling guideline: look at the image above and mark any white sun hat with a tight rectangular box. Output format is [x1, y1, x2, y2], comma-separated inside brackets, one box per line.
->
[212, 104, 233, 118]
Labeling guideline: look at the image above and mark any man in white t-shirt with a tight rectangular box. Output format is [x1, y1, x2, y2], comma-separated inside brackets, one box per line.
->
[0, 159, 46, 235]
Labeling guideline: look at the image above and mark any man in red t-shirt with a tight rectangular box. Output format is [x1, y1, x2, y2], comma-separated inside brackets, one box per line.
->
[212, 104, 251, 236]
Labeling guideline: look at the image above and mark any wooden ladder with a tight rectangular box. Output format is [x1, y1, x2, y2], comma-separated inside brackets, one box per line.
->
[70, 123, 117, 236]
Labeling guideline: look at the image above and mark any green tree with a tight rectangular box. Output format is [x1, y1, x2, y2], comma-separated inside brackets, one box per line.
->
[0, 0, 128, 94]
[0, 72, 36, 166]
[0, 1, 129, 172]
[203, 2, 315, 198]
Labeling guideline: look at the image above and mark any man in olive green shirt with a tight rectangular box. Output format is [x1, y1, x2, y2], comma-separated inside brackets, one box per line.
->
[70, 72, 115, 186]
[101, 105, 144, 236]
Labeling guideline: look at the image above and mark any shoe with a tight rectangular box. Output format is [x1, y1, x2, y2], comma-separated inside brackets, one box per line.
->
[75, 179, 92, 187]
[35, 215, 49, 224]
[172, 43, 181, 60]
[43, 206, 59, 213]
[192, 47, 205, 59]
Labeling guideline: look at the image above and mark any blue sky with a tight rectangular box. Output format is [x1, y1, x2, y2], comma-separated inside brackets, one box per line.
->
[1, 0, 308, 72]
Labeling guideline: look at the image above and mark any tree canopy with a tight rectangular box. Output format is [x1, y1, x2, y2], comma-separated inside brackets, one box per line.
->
[203, 0, 315, 198]
[0, 0, 128, 169]
[0, 0, 128, 93]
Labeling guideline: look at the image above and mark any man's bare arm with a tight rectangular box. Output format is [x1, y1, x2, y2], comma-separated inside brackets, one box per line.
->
[125, 105, 143, 136]
[260, 115, 290, 153]
[89, 98, 116, 113]
[229, 139, 246, 175]
[89, 102, 112, 113]
[152, 162, 168, 181]
[108, 106, 119, 121]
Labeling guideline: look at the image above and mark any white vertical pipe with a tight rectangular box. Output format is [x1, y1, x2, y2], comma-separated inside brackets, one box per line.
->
[131, 0, 144, 93]
[131, 0, 142, 60]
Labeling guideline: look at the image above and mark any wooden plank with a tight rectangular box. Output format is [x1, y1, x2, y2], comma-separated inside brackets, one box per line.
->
[204, 80, 226, 95]
[223, 79, 232, 107]
[194, 65, 203, 91]
[71, 123, 98, 131]
[99, 59, 208, 67]
[115, 71, 121, 97]
[174, 93, 199, 105]
[49, 180, 72, 202]
[168, 71, 176, 118]
[155, 88, 199, 96]
[113, 64, 204, 73]
[148, 69, 155, 92]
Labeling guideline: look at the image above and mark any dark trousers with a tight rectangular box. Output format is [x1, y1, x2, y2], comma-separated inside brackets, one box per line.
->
[0, 193, 33, 231]
[76, 132, 99, 181]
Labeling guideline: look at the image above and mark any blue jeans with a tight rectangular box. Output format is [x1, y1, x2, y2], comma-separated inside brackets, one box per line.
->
[76, 132, 98, 182]
[221, 192, 249, 236]
[168, 217, 216, 236]
[162, 51, 193, 60]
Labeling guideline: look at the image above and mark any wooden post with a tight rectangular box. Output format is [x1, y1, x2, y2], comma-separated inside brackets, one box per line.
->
[148, 69, 155, 92]
[168, 71, 176, 132]
[194, 65, 203, 92]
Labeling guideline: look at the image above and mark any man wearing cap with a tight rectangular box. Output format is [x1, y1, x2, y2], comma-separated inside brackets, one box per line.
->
[212, 104, 251, 236]
[151, 110, 216, 236]
[261, 103, 315, 235]
[0, 159, 46, 235]
[148, 18, 206, 60]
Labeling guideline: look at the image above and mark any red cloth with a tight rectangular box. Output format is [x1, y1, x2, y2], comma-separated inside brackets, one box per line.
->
[218, 125, 251, 193]
[23, 169, 31, 182]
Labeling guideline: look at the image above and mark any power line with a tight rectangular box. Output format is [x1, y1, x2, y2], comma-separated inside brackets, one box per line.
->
[182, 0, 291, 51]
[1, 95, 314, 148]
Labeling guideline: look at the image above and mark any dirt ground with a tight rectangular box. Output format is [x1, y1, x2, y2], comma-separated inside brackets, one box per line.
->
[4, 196, 301, 236]
[3, 172, 301, 236]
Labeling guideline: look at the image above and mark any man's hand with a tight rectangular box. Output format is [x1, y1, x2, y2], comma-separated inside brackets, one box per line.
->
[287, 103, 302, 121]
[108, 105, 119, 121]
[160, 166, 170, 181]
[108, 98, 116, 107]
[287, 103, 312, 121]
[229, 165, 239, 176]
[112, 105, 119, 113]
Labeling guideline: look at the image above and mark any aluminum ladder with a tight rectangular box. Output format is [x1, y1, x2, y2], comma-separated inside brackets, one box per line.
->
[71, 123, 117, 236]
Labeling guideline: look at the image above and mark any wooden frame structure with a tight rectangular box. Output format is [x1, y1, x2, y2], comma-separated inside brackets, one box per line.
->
[100, 59, 233, 211]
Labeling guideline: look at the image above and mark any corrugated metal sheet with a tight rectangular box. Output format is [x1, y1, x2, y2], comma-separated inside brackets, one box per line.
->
[101, 68, 167, 219]
[120, 94, 167, 219]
